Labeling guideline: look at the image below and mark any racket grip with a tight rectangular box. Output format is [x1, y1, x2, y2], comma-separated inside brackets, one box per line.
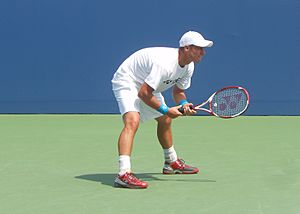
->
[178, 106, 184, 114]
[178, 105, 194, 114]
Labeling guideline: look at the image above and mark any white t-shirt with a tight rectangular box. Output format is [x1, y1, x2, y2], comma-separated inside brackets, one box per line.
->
[112, 47, 194, 93]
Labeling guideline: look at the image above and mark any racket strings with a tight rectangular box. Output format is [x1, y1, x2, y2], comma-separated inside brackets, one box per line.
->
[212, 88, 248, 117]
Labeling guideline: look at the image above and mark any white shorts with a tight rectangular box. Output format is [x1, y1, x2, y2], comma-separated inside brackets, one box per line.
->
[112, 82, 165, 123]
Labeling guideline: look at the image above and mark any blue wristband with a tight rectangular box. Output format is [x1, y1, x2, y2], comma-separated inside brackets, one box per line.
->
[157, 104, 169, 115]
[179, 99, 189, 105]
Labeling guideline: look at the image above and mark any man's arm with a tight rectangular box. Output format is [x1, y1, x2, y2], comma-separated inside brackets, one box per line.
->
[172, 85, 187, 104]
[172, 85, 196, 115]
[138, 82, 182, 118]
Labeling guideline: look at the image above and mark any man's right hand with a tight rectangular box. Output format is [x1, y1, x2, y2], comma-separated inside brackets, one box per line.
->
[166, 106, 183, 118]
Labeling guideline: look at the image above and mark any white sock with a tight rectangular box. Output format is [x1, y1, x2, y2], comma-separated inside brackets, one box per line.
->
[163, 146, 177, 163]
[118, 155, 131, 175]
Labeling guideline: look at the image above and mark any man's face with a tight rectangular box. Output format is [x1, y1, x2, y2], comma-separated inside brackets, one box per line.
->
[187, 45, 206, 63]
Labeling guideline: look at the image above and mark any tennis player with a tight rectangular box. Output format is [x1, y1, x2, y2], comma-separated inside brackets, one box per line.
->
[111, 31, 213, 189]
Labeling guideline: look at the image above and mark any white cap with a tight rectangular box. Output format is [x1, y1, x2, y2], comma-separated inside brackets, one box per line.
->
[179, 31, 213, 48]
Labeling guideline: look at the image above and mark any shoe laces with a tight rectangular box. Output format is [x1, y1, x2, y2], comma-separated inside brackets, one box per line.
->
[175, 158, 186, 167]
[126, 172, 140, 183]
[166, 158, 186, 165]
[178, 159, 186, 164]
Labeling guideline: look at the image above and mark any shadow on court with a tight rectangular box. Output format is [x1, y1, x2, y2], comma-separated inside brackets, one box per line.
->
[75, 173, 216, 187]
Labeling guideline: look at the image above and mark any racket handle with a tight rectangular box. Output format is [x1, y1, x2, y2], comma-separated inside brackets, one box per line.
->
[178, 105, 194, 114]
[178, 106, 184, 114]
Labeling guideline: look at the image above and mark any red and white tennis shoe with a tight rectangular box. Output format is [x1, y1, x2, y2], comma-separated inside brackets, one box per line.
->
[114, 172, 148, 189]
[163, 159, 199, 174]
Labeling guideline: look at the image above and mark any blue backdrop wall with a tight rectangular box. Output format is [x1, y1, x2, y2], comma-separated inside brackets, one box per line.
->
[0, 0, 299, 115]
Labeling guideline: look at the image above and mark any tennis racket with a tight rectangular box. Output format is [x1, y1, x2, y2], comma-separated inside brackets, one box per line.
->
[179, 86, 250, 118]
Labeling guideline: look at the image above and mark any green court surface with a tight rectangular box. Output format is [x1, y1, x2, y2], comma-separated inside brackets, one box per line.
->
[0, 115, 299, 214]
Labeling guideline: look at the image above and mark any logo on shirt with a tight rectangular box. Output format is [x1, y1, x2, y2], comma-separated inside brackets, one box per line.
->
[163, 78, 181, 85]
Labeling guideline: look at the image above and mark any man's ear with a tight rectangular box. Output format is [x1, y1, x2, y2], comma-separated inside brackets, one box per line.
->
[184, 46, 190, 51]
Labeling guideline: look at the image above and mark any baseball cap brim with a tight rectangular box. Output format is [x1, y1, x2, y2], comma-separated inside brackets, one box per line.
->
[193, 40, 213, 48]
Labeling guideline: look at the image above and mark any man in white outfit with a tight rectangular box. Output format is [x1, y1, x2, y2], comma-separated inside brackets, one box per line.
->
[111, 31, 213, 189]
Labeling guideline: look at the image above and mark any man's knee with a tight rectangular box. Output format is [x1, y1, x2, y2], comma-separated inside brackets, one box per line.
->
[156, 115, 172, 126]
[123, 112, 140, 131]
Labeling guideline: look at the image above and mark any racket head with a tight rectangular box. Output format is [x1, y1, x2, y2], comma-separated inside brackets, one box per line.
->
[209, 86, 250, 118]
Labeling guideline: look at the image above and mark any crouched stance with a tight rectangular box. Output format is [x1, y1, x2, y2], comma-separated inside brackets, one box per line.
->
[111, 31, 213, 189]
